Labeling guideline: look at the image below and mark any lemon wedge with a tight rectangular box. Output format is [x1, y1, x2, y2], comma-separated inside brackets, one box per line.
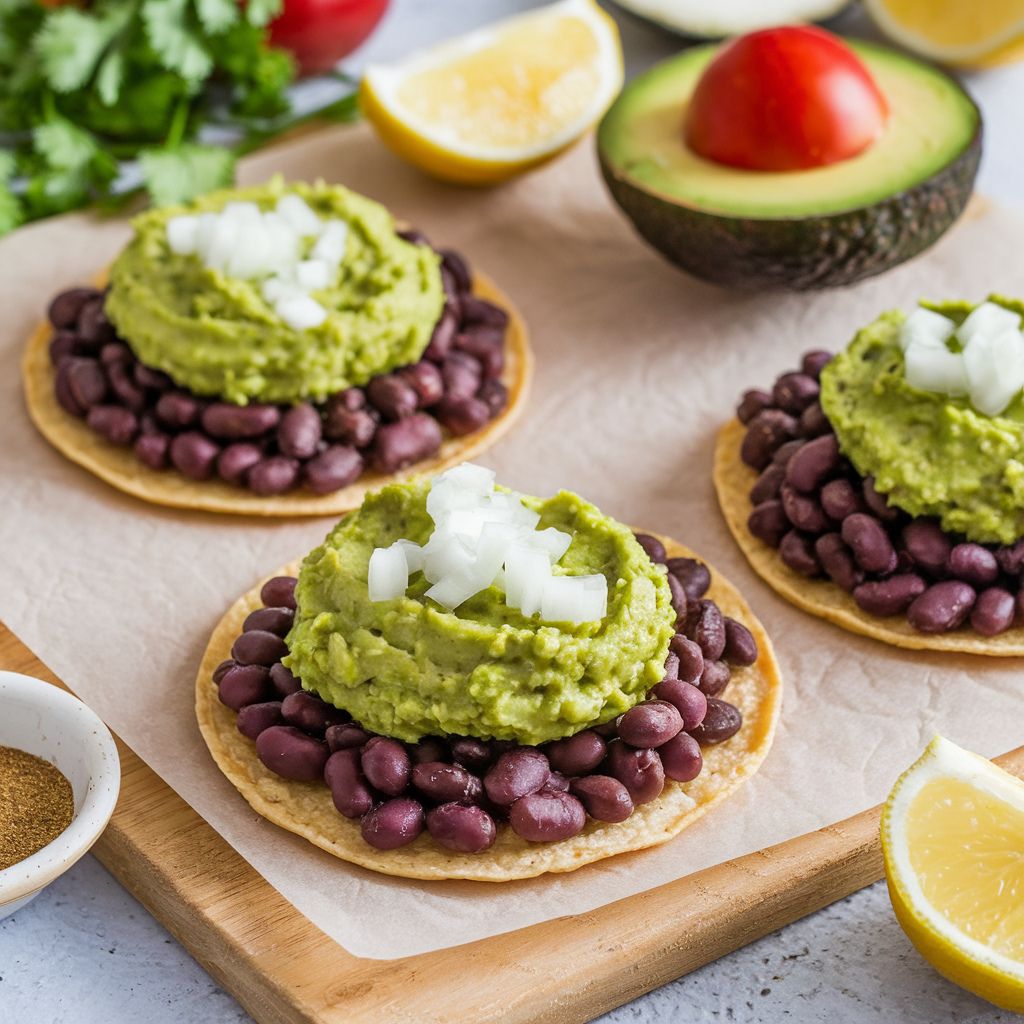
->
[865, 0, 1024, 67]
[360, 0, 623, 185]
[881, 735, 1024, 1012]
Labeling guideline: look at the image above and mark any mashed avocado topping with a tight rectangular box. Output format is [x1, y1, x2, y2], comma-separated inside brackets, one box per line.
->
[105, 179, 445, 404]
[821, 296, 1024, 545]
[283, 478, 676, 744]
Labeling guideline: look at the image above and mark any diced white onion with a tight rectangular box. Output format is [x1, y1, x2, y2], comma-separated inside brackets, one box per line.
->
[166, 215, 199, 255]
[904, 340, 968, 397]
[368, 544, 408, 601]
[440, 463, 495, 494]
[540, 574, 607, 624]
[275, 194, 323, 237]
[425, 572, 482, 610]
[295, 259, 331, 292]
[275, 294, 327, 331]
[394, 539, 424, 573]
[898, 308, 954, 352]
[504, 543, 550, 618]
[226, 221, 274, 280]
[221, 201, 261, 224]
[202, 217, 240, 272]
[964, 329, 1024, 416]
[312, 220, 349, 265]
[957, 302, 1021, 348]
[530, 527, 573, 563]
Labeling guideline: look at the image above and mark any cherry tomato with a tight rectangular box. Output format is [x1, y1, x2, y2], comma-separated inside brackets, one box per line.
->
[270, 0, 390, 77]
[685, 26, 889, 172]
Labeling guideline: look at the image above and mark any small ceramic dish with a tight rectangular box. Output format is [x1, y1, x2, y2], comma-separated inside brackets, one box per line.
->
[0, 670, 120, 919]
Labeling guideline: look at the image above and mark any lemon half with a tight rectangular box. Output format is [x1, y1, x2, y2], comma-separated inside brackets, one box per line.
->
[882, 735, 1024, 1012]
[360, 0, 624, 185]
[865, 0, 1024, 67]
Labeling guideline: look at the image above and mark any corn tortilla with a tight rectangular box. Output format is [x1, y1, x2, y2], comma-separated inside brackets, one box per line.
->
[195, 537, 782, 882]
[23, 272, 532, 517]
[714, 417, 1024, 656]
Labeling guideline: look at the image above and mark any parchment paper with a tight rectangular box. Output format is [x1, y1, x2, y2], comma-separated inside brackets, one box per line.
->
[3, 125, 1023, 960]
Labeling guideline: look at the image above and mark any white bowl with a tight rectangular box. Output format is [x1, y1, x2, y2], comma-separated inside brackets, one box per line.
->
[0, 671, 120, 919]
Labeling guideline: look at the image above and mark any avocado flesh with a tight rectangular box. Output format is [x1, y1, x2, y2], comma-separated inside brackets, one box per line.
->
[597, 41, 981, 289]
[599, 42, 979, 218]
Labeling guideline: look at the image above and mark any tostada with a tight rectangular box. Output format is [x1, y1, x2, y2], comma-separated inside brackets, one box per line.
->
[22, 179, 530, 515]
[197, 464, 781, 880]
[715, 296, 1024, 654]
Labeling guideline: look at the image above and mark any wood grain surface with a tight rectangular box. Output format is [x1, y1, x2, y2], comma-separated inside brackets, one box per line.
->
[3, 622, 1021, 1024]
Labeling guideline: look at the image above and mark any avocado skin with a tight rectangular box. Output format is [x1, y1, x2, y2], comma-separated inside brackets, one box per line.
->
[598, 125, 981, 291]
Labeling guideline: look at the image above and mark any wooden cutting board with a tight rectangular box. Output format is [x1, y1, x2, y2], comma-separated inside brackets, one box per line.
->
[11, 621, 1020, 1024]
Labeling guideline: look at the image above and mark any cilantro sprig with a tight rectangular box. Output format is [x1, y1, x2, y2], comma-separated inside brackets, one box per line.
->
[0, 0, 357, 235]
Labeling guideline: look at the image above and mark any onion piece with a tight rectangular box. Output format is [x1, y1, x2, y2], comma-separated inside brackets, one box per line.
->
[898, 308, 954, 352]
[540, 574, 607, 625]
[904, 339, 968, 397]
[368, 544, 408, 601]
[504, 543, 550, 617]
[295, 259, 332, 292]
[312, 220, 349, 265]
[276, 194, 323, 237]
[957, 302, 1021, 348]
[275, 294, 327, 331]
[166, 215, 200, 255]
[964, 328, 1024, 415]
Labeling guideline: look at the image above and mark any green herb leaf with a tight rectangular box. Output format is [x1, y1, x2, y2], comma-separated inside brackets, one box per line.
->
[139, 143, 235, 206]
[0, 183, 23, 236]
[33, 8, 126, 93]
[245, 0, 283, 28]
[34, 119, 99, 171]
[142, 0, 213, 86]
[194, 0, 239, 35]
[95, 49, 126, 107]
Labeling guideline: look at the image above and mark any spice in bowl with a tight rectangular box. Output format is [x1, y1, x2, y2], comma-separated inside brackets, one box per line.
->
[0, 746, 74, 871]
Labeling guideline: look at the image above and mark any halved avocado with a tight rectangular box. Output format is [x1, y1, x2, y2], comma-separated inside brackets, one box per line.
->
[609, 0, 851, 39]
[597, 41, 982, 290]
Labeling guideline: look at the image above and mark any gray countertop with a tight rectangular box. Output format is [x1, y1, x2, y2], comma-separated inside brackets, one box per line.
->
[3, 2, 1023, 1021]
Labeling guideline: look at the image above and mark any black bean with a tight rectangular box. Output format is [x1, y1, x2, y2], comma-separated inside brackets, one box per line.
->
[748, 500, 789, 547]
[479, 376, 508, 419]
[244, 605, 293, 637]
[155, 391, 202, 429]
[617, 700, 683, 747]
[801, 350, 833, 379]
[371, 414, 443, 473]
[633, 532, 667, 563]
[658, 732, 703, 783]
[780, 483, 830, 533]
[697, 660, 731, 696]
[434, 395, 490, 436]
[354, 736, 411, 797]
[411, 761, 481, 804]
[450, 737, 491, 770]
[65, 357, 107, 409]
[722, 618, 758, 666]
[455, 326, 504, 379]
[48, 287, 98, 329]
[217, 442, 264, 486]
[202, 402, 280, 440]
[323, 405, 377, 447]
[324, 748, 375, 818]
[651, 678, 707, 731]
[771, 439, 805, 468]
[361, 798, 424, 850]
[256, 726, 328, 781]
[87, 405, 138, 446]
[605, 740, 665, 804]
[440, 249, 472, 291]
[862, 477, 899, 522]
[997, 540, 1024, 578]
[798, 402, 831, 439]
[54, 360, 86, 415]
[737, 388, 773, 424]
[750, 463, 786, 505]
[853, 574, 927, 616]
[820, 479, 866, 521]
[785, 434, 839, 493]
[483, 748, 550, 806]
[133, 363, 173, 391]
[740, 410, 798, 470]
[691, 600, 726, 660]
[397, 227, 429, 245]
[98, 342, 130, 364]
[232, 628, 288, 666]
[423, 308, 458, 362]
[773, 372, 820, 414]
[947, 543, 999, 587]
[281, 691, 348, 736]
[427, 803, 496, 853]
[218, 665, 271, 710]
[248, 455, 300, 495]
[440, 350, 483, 401]
[669, 634, 704, 683]
[842, 513, 897, 574]
[276, 403, 322, 459]
[269, 661, 302, 697]
[303, 445, 364, 494]
[326, 723, 371, 751]
[666, 573, 688, 627]
[367, 375, 418, 421]
[779, 530, 820, 576]
[666, 558, 712, 600]
[261, 576, 297, 609]
[508, 790, 586, 842]
[49, 330, 78, 366]
[971, 587, 1016, 636]
[76, 298, 116, 346]
[412, 737, 449, 764]
[212, 659, 235, 685]
[461, 295, 509, 329]
[169, 431, 220, 480]
[569, 776, 633, 823]
[663, 650, 680, 680]
[105, 361, 146, 412]
[814, 532, 863, 592]
[237, 701, 285, 740]
[545, 730, 606, 775]
[544, 772, 570, 794]
[399, 361, 445, 408]
[907, 581, 977, 633]
[690, 698, 742, 745]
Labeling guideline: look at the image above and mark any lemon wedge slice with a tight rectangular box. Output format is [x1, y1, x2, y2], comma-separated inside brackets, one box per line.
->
[865, 0, 1024, 67]
[360, 0, 623, 185]
[882, 735, 1024, 1012]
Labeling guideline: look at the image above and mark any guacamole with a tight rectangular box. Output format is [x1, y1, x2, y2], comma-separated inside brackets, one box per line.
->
[105, 179, 445, 404]
[283, 481, 676, 744]
[820, 297, 1024, 545]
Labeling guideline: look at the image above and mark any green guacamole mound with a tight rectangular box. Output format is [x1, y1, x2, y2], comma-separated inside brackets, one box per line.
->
[105, 179, 445, 405]
[282, 480, 677, 745]
[820, 295, 1024, 545]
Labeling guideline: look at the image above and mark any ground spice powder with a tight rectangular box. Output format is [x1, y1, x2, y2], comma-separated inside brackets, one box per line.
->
[0, 745, 74, 870]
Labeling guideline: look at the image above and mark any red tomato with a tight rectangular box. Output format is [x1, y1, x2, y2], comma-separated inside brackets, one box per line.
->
[270, 0, 390, 76]
[685, 26, 889, 172]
